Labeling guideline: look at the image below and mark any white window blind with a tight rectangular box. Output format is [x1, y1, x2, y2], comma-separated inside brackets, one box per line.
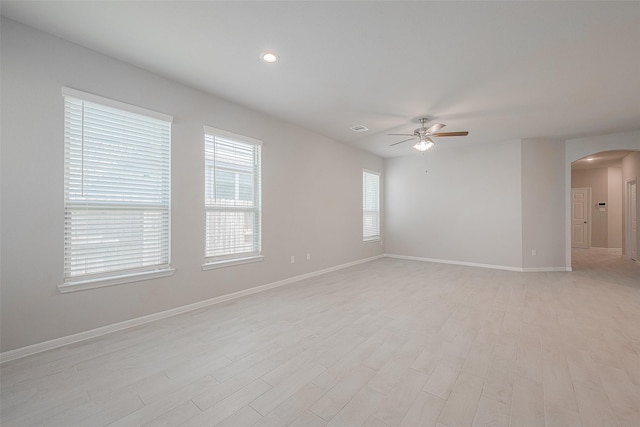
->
[204, 126, 262, 262]
[363, 170, 380, 241]
[63, 88, 172, 284]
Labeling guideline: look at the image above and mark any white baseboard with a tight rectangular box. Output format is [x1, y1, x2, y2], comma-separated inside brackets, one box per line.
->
[520, 266, 572, 272]
[384, 253, 571, 272]
[0, 255, 383, 364]
[384, 253, 523, 271]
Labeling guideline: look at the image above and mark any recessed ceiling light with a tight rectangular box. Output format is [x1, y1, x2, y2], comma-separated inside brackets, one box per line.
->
[261, 51, 279, 63]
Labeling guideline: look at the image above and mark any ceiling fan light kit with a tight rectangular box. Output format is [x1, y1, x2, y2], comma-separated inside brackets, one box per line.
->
[389, 117, 469, 152]
[413, 136, 435, 151]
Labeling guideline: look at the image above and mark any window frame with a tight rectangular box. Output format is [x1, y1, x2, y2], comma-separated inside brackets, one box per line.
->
[363, 169, 381, 242]
[202, 125, 263, 270]
[59, 87, 174, 293]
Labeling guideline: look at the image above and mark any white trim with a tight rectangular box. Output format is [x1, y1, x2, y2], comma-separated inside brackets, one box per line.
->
[521, 266, 572, 272]
[625, 177, 637, 261]
[362, 168, 381, 177]
[202, 256, 264, 270]
[1, 255, 382, 364]
[384, 253, 571, 272]
[203, 125, 263, 146]
[58, 268, 175, 293]
[61, 86, 173, 122]
[385, 253, 522, 271]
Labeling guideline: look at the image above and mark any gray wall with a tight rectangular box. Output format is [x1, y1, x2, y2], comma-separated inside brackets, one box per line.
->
[384, 139, 523, 268]
[521, 139, 566, 269]
[384, 138, 568, 271]
[0, 19, 383, 352]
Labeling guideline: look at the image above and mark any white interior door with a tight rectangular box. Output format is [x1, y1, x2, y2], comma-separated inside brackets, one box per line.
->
[572, 188, 590, 249]
[631, 181, 637, 261]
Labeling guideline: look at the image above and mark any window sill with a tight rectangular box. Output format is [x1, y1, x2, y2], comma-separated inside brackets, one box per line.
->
[363, 237, 381, 242]
[202, 256, 264, 271]
[58, 268, 175, 293]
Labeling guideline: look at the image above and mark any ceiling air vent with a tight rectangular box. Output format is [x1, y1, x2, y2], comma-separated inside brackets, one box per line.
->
[350, 125, 369, 133]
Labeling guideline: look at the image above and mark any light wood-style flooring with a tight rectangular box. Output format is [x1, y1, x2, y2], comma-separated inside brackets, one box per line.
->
[1, 249, 639, 426]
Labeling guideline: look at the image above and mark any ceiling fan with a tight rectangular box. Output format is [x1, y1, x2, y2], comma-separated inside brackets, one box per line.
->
[388, 117, 469, 151]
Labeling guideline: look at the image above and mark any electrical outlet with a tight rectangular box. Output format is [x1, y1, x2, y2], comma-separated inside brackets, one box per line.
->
[532, 249, 537, 256]
[290, 255, 295, 263]
[306, 253, 311, 261]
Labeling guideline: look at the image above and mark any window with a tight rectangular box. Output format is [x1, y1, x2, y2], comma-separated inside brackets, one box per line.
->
[62, 87, 173, 291]
[204, 126, 262, 267]
[363, 169, 380, 241]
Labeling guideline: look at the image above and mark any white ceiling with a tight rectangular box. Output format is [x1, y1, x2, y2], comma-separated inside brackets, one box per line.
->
[2, 1, 639, 158]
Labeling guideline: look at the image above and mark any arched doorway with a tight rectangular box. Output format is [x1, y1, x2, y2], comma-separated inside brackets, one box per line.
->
[564, 132, 640, 270]
[570, 151, 637, 269]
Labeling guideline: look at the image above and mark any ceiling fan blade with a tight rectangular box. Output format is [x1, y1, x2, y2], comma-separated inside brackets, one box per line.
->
[389, 137, 416, 147]
[432, 131, 469, 137]
[425, 123, 445, 134]
[387, 133, 414, 136]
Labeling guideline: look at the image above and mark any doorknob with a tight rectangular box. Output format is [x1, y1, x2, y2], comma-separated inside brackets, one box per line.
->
[584, 221, 587, 224]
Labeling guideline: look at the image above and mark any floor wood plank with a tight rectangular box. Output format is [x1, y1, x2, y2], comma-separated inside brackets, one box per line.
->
[1, 248, 638, 426]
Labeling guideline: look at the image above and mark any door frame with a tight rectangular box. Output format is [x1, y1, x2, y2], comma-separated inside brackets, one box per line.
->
[625, 177, 638, 262]
[571, 187, 591, 249]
